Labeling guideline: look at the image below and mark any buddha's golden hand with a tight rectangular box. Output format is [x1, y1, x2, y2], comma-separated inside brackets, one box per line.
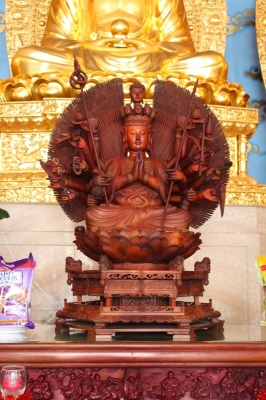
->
[82, 38, 162, 54]
[67, 39, 163, 71]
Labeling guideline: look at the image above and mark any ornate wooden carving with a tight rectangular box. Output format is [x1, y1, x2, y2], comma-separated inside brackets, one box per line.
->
[40, 62, 232, 339]
[3, 366, 266, 400]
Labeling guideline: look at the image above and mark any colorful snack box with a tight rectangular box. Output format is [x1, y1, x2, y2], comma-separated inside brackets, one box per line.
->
[0, 253, 36, 328]
[255, 256, 266, 287]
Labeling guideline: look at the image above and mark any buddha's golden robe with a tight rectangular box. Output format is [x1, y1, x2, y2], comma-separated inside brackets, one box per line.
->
[11, 0, 227, 79]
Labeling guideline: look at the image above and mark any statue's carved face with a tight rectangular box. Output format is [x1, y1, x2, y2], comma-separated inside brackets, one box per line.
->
[144, 104, 151, 116]
[134, 104, 142, 115]
[125, 125, 150, 151]
[124, 104, 132, 115]
[130, 88, 144, 103]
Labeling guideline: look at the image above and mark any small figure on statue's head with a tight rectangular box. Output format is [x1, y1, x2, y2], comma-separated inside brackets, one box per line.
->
[129, 82, 145, 104]
[144, 103, 155, 119]
[124, 103, 133, 116]
[133, 103, 143, 115]
[120, 103, 133, 118]
[144, 103, 151, 116]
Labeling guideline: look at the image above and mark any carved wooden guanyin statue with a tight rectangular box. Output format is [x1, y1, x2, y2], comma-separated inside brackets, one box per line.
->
[43, 78, 230, 265]
[42, 72, 230, 338]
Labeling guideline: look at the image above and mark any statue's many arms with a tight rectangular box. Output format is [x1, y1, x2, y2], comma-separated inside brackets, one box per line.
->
[44, 79, 230, 264]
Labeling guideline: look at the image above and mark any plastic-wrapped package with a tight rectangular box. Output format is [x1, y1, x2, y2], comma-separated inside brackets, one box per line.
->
[255, 256, 266, 326]
[256, 256, 266, 287]
[0, 253, 36, 328]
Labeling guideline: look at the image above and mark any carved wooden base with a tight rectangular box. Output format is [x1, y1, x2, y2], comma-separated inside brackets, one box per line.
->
[56, 256, 224, 340]
[55, 319, 224, 341]
[55, 307, 224, 341]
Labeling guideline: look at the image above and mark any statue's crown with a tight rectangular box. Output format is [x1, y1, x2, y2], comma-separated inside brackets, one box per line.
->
[123, 114, 151, 127]
[130, 82, 145, 91]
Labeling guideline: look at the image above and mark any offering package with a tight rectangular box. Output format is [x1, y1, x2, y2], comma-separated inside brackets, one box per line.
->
[256, 256, 266, 287]
[0, 253, 36, 328]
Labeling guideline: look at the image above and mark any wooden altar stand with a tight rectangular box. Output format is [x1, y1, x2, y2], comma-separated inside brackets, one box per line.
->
[55, 258, 224, 341]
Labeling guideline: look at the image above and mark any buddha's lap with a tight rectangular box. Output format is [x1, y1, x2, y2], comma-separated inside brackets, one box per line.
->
[11, 44, 227, 79]
[85, 204, 191, 231]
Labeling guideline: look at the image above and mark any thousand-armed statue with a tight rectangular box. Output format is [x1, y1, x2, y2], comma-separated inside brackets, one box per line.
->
[41, 62, 231, 339]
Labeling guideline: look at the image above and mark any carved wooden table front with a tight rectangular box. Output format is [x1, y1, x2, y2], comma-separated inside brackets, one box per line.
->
[0, 325, 266, 399]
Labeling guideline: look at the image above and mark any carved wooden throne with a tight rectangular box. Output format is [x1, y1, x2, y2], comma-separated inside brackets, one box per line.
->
[56, 255, 222, 340]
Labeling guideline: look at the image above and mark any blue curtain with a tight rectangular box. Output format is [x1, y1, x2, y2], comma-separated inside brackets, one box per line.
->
[226, 0, 266, 183]
[0, 0, 10, 78]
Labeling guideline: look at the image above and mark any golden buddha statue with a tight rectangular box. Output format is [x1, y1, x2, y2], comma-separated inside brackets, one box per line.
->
[11, 0, 228, 80]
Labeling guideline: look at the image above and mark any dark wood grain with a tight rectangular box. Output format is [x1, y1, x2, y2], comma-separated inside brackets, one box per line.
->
[1, 341, 266, 368]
